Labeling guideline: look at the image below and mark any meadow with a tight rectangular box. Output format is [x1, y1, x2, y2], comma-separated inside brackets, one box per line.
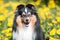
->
[0, 0, 60, 40]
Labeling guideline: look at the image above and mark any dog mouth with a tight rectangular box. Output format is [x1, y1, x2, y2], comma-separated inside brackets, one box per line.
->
[25, 22, 29, 25]
[25, 22, 29, 27]
[23, 21, 29, 27]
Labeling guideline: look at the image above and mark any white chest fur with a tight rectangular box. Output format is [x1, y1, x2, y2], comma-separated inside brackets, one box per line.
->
[13, 24, 36, 40]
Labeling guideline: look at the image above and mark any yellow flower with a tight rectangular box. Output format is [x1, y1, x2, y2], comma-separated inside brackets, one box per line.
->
[48, 15, 53, 19]
[49, 37, 59, 40]
[0, 15, 5, 20]
[43, 6, 49, 12]
[38, 8, 46, 19]
[48, 0, 56, 8]
[49, 37, 55, 40]
[29, 2, 35, 5]
[6, 33, 12, 36]
[50, 28, 56, 35]
[57, 25, 60, 28]
[56, 6, 60, 11]
[0, 36, 2, 40]
[2, 28, 12, 33]
[56, 12, 60, 16]
[30, 0, 41, 6]
[2, 29, 9, 33]
[0, 5, 5, 12]
[57, 29, 60, 35]
[3, 9, 8, 18]
[46, 13, 53, 19]
[8, 28, 12, 31]
[7, 18, 13, 27]
[9, 11, 14, 14]
[52, 20, 57, 24]
[4, 38, 9, 40]
[48, 23, 53, 26]
[34, 0, 41, 6]
[0, 6, 8, 18]
[0, 0, 4, 4]
[56, 16, 60, 22]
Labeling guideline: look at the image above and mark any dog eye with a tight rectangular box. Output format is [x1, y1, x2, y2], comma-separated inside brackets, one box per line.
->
[28, 14, 31, 16]
[22, 15, 26, 17]
[18, 11, 22, 15]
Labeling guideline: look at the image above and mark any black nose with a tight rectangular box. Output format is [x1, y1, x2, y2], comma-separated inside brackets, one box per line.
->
[26, 19, 28, 22]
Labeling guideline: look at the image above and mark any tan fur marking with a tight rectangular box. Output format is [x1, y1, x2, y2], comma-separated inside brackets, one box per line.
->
[16, 16, 22, 29]
[30, 15, 37, 29]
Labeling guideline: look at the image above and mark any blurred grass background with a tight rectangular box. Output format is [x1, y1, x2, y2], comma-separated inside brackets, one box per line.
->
[0, 0, 60, 40]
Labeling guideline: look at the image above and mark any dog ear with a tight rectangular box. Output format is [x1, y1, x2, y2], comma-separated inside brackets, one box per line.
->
[17, 4, 25, 10]
[26, 4, 36, 11]
[26, 4, 37, 15]
[16, 4, 25, 15]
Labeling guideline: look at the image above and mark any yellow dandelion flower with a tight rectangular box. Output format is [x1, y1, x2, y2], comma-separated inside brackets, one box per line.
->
[1, 30, 7, 33]
[38, 8, 46, 19]
[48, 23, 53, 26]
[29, 1, 35, 5]
[2, 29, 9, 33]
[48, 15, 53, 19]
[0, 15, 6, 20]
[52, 20, 57, 24]
[8, 11, 15, 20]
[4, 3, 10, 7]
[49, 37, 55, 40]
[48, 0, 56, 8]
[57, 25, 60, 28]
[50, 28, 56, 35]
[56, 6, 60, 11]
[56, 12, 60, 16]
[6, 33, 12, 37]
[0, 36, 3, 40]
[3, 9, 8, 18]
[57, 29, 60, 35]
[30, 0, 41, 6]
[56, 16, 60, 22]
[35, 0, 41, 6]
[44, 7, 49, 12]
[9, 11, 14, 14]
[0, 0, 4, 4]
[0, 36, 2, 40]
[0, 5, 5, 12]
[4, 38, 9, 40]
[8, 28, 12, 31]
[7, 18, 13, 27]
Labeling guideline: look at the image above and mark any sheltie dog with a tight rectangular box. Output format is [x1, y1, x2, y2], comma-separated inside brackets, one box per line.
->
[12, 4, 45, 40]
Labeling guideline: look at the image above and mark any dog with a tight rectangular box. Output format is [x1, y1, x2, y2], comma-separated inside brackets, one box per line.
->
[12, 4, 45, 40]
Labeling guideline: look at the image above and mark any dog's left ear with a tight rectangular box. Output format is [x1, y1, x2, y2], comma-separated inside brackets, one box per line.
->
[26, 4, 36, 11]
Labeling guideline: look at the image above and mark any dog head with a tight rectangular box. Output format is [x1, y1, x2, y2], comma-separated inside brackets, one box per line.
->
[16, 4, 37, 27]
[13, 4, 45, 40]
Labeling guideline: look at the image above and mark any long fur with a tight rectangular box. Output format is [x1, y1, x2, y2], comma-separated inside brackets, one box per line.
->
[12, 4, 46, 40]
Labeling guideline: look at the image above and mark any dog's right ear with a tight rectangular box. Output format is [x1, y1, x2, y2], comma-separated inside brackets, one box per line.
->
[16, 4, 25, 15]
[17, 4, 25, 10]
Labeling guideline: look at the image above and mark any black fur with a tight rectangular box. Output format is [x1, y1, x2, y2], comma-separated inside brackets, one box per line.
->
[12, 4, 46, 40]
